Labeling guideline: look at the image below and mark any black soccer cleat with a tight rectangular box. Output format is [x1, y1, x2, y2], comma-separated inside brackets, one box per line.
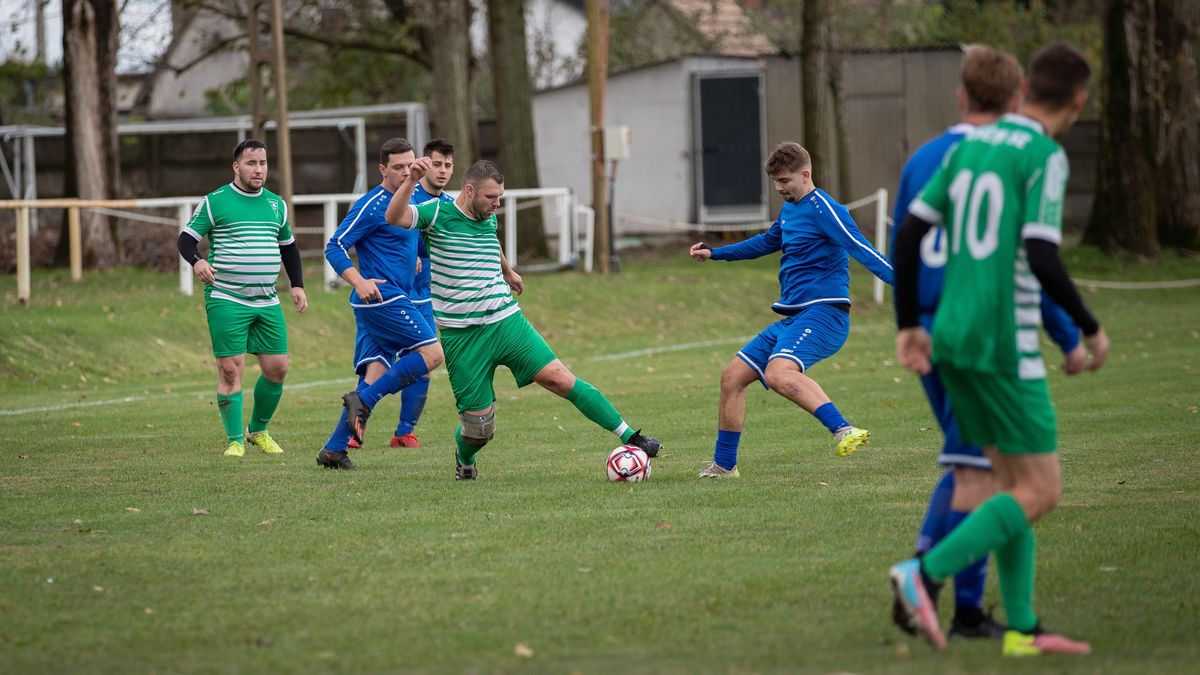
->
[317, 450, 356, 471]
[626, 430, 662, 458]
[949, 609, 1006, 640]
[891, 597, 919, 636]
[341, 391, 371, 444]
[455, 458, 477, 481]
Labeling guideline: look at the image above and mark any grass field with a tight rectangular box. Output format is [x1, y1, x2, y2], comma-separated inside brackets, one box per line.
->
[1, 248, 1198, 674]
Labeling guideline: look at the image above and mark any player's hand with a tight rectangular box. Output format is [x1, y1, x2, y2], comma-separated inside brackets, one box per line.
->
[1062, 343, 1087, 375]
[291, 287, 308, 313]
[689, 242, 713, 261]
[504, 268, 524, 295]
[896, 327, 933, 375]
[1083, 328, 1109, 372]
[353, 277, 386, 303]
[415, 258, 422, 274]
[193, 259, 216, 284]
[408, 157, 432, 182]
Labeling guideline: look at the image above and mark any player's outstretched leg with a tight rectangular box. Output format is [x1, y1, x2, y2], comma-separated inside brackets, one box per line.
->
[889, 558, 947, 650]
[539, 364, 661, 457]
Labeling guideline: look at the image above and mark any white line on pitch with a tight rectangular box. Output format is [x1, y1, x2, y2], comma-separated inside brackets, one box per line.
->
[0, 336, 751, 417]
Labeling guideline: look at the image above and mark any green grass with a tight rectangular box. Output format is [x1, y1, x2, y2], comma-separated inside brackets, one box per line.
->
[1, 248, 1198, 674]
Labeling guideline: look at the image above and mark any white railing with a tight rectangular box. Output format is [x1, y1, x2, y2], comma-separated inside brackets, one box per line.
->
[1, 188, 594, 305]
[842, 188, 891, 304]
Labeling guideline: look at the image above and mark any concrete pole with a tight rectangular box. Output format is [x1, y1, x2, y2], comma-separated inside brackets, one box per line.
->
[586, 0, 609, 274]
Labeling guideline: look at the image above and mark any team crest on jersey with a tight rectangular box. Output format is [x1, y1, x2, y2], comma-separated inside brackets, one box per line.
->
[269, 199, 281, 218]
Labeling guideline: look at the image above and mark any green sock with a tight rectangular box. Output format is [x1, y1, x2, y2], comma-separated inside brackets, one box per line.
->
[216, 391, 243, 444]
[996, 524, 1038, 633]
[565, 378, 633, 441]
[923, 492, 1028, 582]
[248, 375, 284, 434]
[455, 425, 479, 466]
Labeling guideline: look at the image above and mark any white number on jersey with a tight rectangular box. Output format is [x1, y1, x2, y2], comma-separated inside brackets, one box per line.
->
[948, 169, 1004, 261]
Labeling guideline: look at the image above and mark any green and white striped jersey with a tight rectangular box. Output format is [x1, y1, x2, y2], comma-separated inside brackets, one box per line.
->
[409, 198, 519, 328]
[183, 183, 294, 308]
[910, 114, 1068, 379]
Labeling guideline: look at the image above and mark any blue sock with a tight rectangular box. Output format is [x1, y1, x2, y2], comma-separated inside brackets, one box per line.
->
[396, 375, 431, 436]
[323, 378, 369, 451]
[945, 509, 988, 610]
[813, 401, 850, 434]
[358, 353, 429, 410]
[713, 429, 741, 470]
[915, 470, 955, 553]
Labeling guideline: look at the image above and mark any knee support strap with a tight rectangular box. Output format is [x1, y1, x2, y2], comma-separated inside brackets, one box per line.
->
[460, 406, 496, 447]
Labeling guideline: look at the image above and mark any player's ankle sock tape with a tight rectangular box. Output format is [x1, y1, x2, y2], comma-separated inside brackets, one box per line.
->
[814, 402, 850, 434]
[714, 429, 741, 470]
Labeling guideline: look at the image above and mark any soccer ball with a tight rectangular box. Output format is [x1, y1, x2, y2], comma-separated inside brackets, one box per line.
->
[606, 445, 652, 482]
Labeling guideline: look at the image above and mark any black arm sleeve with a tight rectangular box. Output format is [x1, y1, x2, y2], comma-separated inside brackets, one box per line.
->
[893, 212, 935, 329]
[1025, 238, 1099, 336]
[280, 241, 304, 289]
[177, 232, 202, 266]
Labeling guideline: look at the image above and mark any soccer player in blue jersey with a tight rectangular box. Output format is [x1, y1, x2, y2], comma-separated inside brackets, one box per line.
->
[890, 44, 1087, 641]
[345, 138, 457, 450]
[317, 138, 445, 470]
[690, 142, 895, 477]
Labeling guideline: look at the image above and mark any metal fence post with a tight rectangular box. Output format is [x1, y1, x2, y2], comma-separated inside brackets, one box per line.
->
[874, 188, 889, 305]
[323, 200, 338, 290]
[178, 204, 193, 296]
[504, 196, 517, 268]
[16, 206, 31, 304]
[68, 207, 82, 281]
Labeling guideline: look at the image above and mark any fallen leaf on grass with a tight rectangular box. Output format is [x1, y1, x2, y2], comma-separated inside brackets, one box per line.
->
[576, 568, 592, 573]
[144, 607, 154, 614]
[893, 642, 910, 658]
[93, 586, 104, 592]
[258, 518, 275, 526]
[68, 422, 82, 427]
[124, 507, 140, 513]
[1099, 566, 1118, 572]
[818, 482, 829, 486]
[192, 508, 211, 516]
[514, 643, 534, 658]
[655, 520, 672, 529]
[18, 454, 28, 459]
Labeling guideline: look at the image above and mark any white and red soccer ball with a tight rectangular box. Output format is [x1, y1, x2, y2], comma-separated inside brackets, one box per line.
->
[606, 445, 652, 482]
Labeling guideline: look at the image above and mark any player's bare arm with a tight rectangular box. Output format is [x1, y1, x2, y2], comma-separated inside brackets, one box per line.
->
[383, 156, 433, 228]
[499, 250, 523, 295]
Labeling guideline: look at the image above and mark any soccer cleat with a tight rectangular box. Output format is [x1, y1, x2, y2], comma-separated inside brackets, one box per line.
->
[1003, 628, 1091, 656]
[223, 441, 246, 457]
[391, 433, 420, 448]
[246, 431, 284, 454]
[347, 436, 362, 449]
[949, 610, 1006, 640]
[342, 391, 370, 444]
[834, 426, 869, 457]
[697, 461, 740, 478]
[316, 450, 356, 471]
[455, 458, 477, 481]
[889, 558, 947, 650]
[626, 430, 662, 458]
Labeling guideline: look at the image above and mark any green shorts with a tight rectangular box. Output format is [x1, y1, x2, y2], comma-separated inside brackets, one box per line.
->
[205, 297, 288, 358]
[937, 363, 1057, 454]
[439, 312, 557, 413]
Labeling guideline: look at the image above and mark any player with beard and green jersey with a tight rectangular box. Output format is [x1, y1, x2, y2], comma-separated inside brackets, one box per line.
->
[889, 43, 1110, 657]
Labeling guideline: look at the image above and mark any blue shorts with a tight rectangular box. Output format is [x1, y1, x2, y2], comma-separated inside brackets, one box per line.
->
[352, 294, 438, 375]
[737, 303, 850, 389]
[410, 296, 435, 329]
[918, 314, 989, 470]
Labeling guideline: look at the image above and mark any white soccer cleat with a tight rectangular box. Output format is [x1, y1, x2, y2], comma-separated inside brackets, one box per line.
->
[697, 461, 740, 478]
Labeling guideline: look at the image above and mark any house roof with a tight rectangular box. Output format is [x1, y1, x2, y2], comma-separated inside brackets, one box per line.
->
[664, 0, 775, 57]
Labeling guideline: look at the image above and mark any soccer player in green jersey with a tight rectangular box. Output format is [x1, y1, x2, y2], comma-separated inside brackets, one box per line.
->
[382, 158, 662, 480]
[889, 44, 1110, 656]
[177, 140, 307, 458]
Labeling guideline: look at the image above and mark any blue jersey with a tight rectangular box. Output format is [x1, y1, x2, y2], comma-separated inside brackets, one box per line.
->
[891, 124, 1080, 352]
[410, 181, 454, 301]
[325, 185, 421, 304]
[712, 188, 894, 315]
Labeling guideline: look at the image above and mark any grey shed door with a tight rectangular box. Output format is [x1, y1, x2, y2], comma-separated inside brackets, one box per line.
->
[693, 73, 767, 224]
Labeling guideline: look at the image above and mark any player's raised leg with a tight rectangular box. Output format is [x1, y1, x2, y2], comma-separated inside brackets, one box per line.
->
[532, 359, 662, 457]
[393, 301, 436, 448]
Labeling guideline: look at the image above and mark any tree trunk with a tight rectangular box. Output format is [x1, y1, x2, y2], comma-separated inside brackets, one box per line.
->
[800, 0, 827, 184]
[488, 0, 547, 258]
[419, 0, 475, 187]
[1152, 0, 1200, 251]
[1085, 0, 1160, 257]
[62, 0, 121, 266]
